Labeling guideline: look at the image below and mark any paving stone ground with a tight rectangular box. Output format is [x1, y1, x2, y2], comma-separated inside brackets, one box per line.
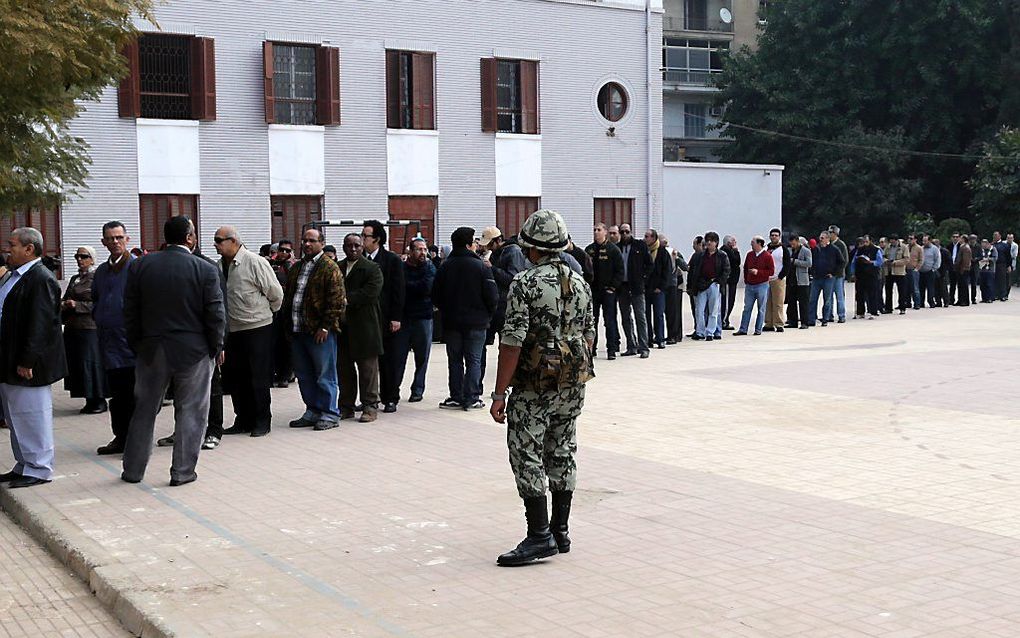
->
[3, 289, 1020, 637]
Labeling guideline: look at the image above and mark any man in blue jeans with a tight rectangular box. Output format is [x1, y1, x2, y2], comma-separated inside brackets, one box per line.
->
[432, 227, 498, 411]
[826, 225, 849, 323]
[687, 232, 730, 341]
[395, 238, 435, 403]
[735, 236, 775, 336]
[808, 231, 843, 326]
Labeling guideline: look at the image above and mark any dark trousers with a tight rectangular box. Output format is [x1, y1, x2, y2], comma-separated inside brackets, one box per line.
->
[934, 272, 949, 307]
[592, 289, 619, 355]
[724, 281, 738, 326]
[223, 325, 273, 434]
[645, 291, 666, 346]
[956, 272, 971, 305]
[445, 327, 485, 405]
[786, 283, 809, 327]
[665, 286, 681, 341]
[378, 331, 401, 404]
[207, 366, 223, 439]
[106, 366, 136, 445]
[394, 318, 433, 399]
[271, 312, 292, 383]
[947, 270, 959, 306]
[996, 268, 1010, 300]
[971, 267, 979, 303]
[885, 275, 909, 311]
[855, 275, 879, 316]
[920, 271, 939, 307]
[981, 271, 997, 301]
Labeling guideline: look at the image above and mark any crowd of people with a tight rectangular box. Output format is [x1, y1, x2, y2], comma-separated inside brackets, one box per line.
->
[0, 216, 1015, 489]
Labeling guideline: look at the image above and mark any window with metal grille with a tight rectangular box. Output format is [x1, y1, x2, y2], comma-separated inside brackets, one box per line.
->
[0, 207, 63, 277]
[597, 83, 629, 122]
[385, 50, 435, 130]
[139, 34, 192, 119]
[481, 58, 539, 134]
[271, 196, 323, 243]
[496, 197, 540, 239]
[388, 196, 436, 255]
[593, 198, 634, 230]
[273, 45, 317, 125]
[139, 194, 199, 253]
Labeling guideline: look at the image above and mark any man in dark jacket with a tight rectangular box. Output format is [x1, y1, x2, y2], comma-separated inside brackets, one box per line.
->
[764, 228, 792, 332]
[808, 231, 844, 326]
[121, 216, 226, 487]
[432, 227, 498, 410]
[395, 238, 435, 403]
[720, 235, 741, 330]
[585, 223, 624, 359]
[643, 229, 671, 349]
[0, 227, 67, 488]
[339, 233, 384, 423]
[687, 231, 730, 341]
[92, 221, 137, 455]
[363, 220, 405, 413]
[993, 231, 1011, 301]
[566, 236, 593, 285]
[617, 223, 651, 358]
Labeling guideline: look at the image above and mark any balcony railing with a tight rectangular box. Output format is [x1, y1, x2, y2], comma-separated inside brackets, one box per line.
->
[663, 14, 734, 34]
[662, 69, 722, 86]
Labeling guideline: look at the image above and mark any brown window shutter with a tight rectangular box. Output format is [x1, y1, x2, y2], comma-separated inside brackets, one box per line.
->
[521, 60, 540, 134]
[412, 53, 435, 130]
[190, 37, 216, 121]
[316, 46, 341, 125]
[263, 41, 275, 124]
[385, 50, 401, 128]
[118, 39, 141, 118]
[480, 57, 497, 132]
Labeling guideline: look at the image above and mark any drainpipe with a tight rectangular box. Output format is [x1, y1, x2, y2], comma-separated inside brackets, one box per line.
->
[646, 0, 656, 230]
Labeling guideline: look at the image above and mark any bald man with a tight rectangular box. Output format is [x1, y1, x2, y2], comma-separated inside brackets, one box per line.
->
[214, 226, 284, 438]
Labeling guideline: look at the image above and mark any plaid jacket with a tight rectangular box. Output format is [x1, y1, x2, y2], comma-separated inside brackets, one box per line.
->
[282, 254, 346, 334]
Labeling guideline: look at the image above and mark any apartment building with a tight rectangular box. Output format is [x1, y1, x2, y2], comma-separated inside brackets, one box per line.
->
[662, 0, 763, 161]
[11, 0, 664, 276]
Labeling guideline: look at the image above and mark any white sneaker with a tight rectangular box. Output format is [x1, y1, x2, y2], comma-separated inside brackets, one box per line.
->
[202, 435, 220, 450]
[464, 400, 486, 410]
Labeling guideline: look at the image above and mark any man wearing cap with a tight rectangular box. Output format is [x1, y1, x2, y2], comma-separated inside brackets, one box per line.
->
[490, 209, 595, 567]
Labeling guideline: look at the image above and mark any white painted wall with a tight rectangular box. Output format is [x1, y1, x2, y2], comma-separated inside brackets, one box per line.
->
[662, 162, 782, 256]
[495, 134, 542, 197]
[268, 125, 325, 195]
[386, 130, 440, 195]
[136, 119, 200, 194]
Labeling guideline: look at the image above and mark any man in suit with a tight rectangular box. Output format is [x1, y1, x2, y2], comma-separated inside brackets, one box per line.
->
[0, 228, 67, 488]
[121, 216, 225, 487]
[362, 220, 405, 413]
[953, 233, 973, 306]
[338, 233, 384, 423]
[282, 228, 346, 431]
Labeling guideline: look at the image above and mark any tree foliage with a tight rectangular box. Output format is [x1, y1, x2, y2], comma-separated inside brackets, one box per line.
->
[0, 0, 151, 213]
[716, 0, 1011, 238]
[934, 217, 972, 244]
[970, 127, 1020, 235]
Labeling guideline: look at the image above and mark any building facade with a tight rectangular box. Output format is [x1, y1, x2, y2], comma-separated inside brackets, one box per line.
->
[661, 0, 763, 162]
[38, 0, 664, 275]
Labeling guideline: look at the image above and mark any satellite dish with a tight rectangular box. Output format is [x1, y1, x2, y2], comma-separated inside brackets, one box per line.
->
[720, 7, 733, 23]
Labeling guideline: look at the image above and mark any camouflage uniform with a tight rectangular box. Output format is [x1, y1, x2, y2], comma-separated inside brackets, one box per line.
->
[502, 255, 595, 498]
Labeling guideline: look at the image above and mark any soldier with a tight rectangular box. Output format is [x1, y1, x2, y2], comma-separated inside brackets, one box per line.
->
[489, 210, 595, 567]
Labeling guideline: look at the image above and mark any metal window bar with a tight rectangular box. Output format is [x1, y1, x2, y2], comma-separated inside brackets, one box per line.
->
[139, 34, 192, 119]
[273, 45, 317, 125]
[496, 60, 522, 133]
[398, 52, 414, 129]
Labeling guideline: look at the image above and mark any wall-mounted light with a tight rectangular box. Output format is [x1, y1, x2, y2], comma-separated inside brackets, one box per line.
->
[606, 126, 616, 137]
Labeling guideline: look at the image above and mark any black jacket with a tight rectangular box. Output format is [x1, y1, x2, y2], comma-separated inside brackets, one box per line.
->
[432, 248, 498, 331]
[124, 246, 226, 371]
[585, 240, 624, 292]
[646, 246, 672, 293]
[619, 239, 651, 292]
[721, 245, 741, 284]
[687, 249, 731, 293]
[0, 261, 67, 386]
[371, 247, 406, 325]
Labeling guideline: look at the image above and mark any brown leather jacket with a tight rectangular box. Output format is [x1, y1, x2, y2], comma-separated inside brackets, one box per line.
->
[282, 254, 346, 334]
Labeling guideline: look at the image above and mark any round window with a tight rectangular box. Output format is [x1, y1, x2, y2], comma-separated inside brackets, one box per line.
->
[597, 83, 628, 122]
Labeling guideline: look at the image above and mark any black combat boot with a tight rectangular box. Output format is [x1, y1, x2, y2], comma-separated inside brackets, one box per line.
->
[496, 495, 559, 566]
[550, 491, 572, 553]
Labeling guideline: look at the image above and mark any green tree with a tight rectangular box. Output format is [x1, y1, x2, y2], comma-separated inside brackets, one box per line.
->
[970, 127, 1020, 235]
[716, 0, 1010, 236]
[934, 217, 972, 244]
[0, 0, 151, 213]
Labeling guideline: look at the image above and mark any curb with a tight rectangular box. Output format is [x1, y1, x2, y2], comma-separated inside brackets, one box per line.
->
[0, 486, 177, 638]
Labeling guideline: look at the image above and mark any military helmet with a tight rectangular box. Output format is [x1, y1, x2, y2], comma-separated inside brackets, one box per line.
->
[518, 209, 569, 253]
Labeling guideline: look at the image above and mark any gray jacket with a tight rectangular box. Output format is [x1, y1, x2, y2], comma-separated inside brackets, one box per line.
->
[791, 245, 812, 286]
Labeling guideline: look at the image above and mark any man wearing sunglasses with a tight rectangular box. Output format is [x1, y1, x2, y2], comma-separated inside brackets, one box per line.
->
[271, 240, 296, 387]
[616, 223, 651, 359]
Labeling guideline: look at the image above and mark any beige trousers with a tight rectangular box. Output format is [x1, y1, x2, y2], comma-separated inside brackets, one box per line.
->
[765, 279, 786, 328]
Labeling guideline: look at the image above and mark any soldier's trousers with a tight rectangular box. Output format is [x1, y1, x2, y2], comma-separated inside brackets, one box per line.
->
[506, 385, 586, 499]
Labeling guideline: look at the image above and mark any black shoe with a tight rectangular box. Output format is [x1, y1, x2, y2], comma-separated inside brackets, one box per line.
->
[80, 401, 108, 415]
[222, 425, 252, 435]
[837, 319, 846, 324]
[0, 471, 22, 482]
[169, 475, 197, 487]
[733, 331, 747, 336]
[550, 491, 572, 553]
[9, 476, 50, 488]
[655, 343, 666, 349]
[249, 429, 270, 438]
[607, 353, 616, 360]
[705, 335, 714, 342]
[775, 327, 784, 333]
[665, 339, 677, 345]
[639, 351, 649, 359]
[691, 334, 705, 341]
[355, 404, 365, 412]
[900, 309, 907, 315]
[314, 420, 340, 431]
[497, 495, 559, 566]
[620, 350, 637, 357]
[120, 472, 141, 484]
[383, 403, 397, 414]
[289, 417, 316, 428]
[799, 325, 809, 329]
[722, 324, 735, 331]
[408, 395, 423, 403]
[754, 331, 762, 335]
[156, 435, 174, 448]
[97, 440, 124, 455]
[275, 380, 290, 389]
[821, 321, 828, 327]
[762, 326, 776, 332]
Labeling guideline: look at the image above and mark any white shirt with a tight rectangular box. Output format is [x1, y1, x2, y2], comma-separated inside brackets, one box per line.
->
[0, 258, 42, 324]
[367, 248, 380, 261]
